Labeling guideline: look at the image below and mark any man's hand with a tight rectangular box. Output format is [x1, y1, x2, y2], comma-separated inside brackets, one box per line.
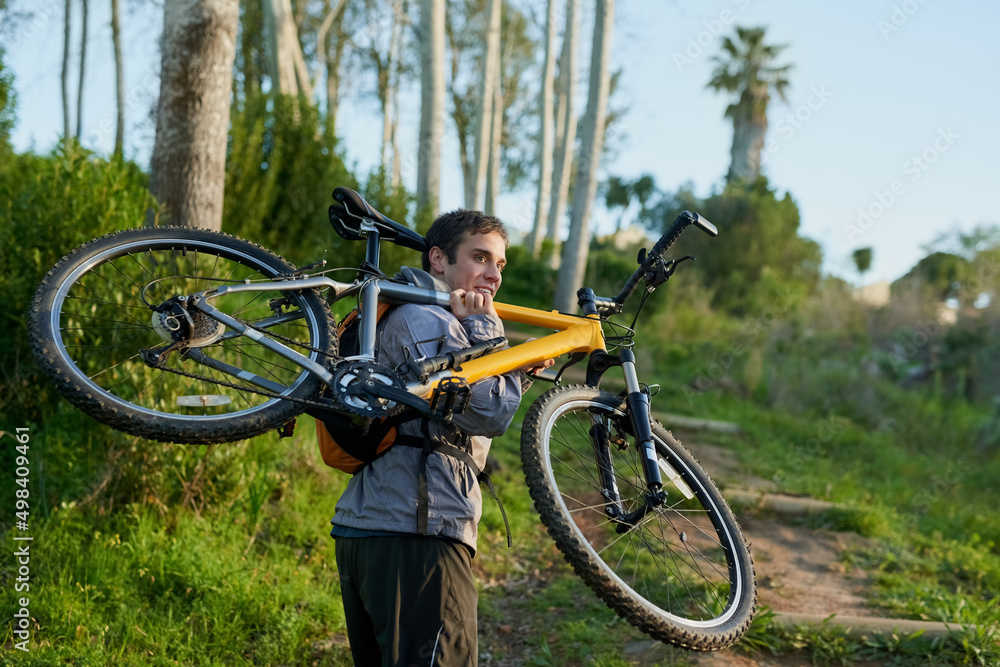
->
[450, 289, 498, 320]
[516, 337, 556, 376]
[518, 357, 556, 376]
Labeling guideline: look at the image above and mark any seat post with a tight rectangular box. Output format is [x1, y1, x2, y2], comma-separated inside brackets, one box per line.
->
[364, 226, 381, 271]
[357, 279, 380, 360]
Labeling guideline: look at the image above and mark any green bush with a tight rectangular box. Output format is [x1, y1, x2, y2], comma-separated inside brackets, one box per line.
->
[223, 94, 429, 287]
[643, 177, 822, 316]
[0, 145, 158, 425]
[224, 93, 357, 268]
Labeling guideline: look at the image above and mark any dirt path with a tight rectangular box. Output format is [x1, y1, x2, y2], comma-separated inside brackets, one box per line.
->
[627, 438, 884, 666]
[479, 436, 886, 666]
[687, 440, 877, 618]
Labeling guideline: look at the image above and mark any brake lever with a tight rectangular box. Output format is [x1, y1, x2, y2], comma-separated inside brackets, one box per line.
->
[645, 255, 696, 291]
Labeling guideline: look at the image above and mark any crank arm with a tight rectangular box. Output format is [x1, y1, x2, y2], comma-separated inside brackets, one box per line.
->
[358, 382, 459, 424]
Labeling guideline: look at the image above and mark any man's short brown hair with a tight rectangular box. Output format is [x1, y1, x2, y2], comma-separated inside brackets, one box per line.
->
[421, 209, 509, 271]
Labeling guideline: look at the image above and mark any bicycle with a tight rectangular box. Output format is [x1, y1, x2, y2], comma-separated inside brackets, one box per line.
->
[29, 186, 756, 651]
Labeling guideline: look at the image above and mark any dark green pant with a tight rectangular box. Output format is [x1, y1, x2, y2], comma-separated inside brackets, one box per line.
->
[335, 534, 478, 667]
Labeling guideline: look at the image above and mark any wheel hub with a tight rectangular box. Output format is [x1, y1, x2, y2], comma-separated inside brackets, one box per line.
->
[150, 300, 225, 348]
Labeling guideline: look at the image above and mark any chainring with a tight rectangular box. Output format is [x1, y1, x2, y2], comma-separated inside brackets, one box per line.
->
[330, 360, 407, 418]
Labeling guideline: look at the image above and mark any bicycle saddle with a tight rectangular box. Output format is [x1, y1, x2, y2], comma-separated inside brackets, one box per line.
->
[329, 186, 427, 252]
[394, 266, 450, 293]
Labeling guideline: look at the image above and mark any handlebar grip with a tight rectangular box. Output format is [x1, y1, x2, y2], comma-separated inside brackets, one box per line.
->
[649, 211, 697, 259]
[613, 211, 716, 307]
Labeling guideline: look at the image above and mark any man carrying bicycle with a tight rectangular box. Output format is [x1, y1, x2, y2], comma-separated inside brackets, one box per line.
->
[330, 209, 552, 666]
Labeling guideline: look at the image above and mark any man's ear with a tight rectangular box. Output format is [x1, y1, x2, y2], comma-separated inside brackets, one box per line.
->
[428, 246, 447, 276]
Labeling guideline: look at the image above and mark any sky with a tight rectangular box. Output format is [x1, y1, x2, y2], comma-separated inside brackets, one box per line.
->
[4, 0, 999, 286]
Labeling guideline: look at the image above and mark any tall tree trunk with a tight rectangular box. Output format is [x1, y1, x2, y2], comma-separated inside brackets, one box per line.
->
[264, 0, 310, 98]
[324, 4, 347, 136]
[727, 108, 766, 182]
[388, 0, 404, 187]
[527, 0, 557, 256]
[417, 0, 444, 215]
[111, 0, 124, 157]
[484, 49, 502, 215]
[381, 0, 403, 176]
[446, 21, 475, 207]
[148, 0, 240, 230]
[546, 0, 579, 265]
[76, 0, 88, 139]
[554, 0, 614, 313]
[62, 0, 72, 140]
[470, 0, 500, 209]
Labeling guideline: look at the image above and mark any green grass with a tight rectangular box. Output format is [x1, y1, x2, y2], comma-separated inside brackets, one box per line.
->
[0, 433, 352, 666]
[3, 343, 1000, 664]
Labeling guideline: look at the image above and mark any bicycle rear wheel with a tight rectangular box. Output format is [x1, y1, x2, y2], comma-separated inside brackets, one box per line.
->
[520, 385, 756, 651]
[29, 227, 336, 444]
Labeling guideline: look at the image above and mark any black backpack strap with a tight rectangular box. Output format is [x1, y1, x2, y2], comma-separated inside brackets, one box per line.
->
[478, 471, 512, 548]
[396, 425, 512, 548]
[416, 419, 433, 535]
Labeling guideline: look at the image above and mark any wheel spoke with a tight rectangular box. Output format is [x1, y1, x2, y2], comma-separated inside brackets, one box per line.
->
[523, 387, 755, 646]
[32, 230, 331, 444]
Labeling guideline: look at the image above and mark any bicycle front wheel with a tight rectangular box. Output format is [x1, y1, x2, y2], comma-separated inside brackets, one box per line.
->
[29, 227, 336, 444]
[520, 385, 756, 651]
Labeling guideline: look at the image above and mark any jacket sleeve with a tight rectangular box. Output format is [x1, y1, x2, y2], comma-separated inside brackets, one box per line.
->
[387, 305, 522, 439]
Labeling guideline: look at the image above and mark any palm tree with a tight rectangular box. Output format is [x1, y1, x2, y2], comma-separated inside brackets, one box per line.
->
[708, 26, 791, 183]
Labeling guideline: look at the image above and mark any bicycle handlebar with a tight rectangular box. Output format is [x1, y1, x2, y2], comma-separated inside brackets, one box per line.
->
[610, 211, 718, 310]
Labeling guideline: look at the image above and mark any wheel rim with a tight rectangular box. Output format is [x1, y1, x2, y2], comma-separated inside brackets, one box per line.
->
[541, 397, 746, 628]
[48, 237, 325, 422]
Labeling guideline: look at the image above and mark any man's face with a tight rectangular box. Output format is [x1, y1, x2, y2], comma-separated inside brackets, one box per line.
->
[429, 231, 507, 298]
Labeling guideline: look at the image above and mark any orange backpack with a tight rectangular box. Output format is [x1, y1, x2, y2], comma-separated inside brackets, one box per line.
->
[315, 302, 400, 473]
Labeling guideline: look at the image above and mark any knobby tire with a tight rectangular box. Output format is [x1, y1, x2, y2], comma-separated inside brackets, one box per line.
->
[29, 227, 336, 444]
[520, 384, 756, 651]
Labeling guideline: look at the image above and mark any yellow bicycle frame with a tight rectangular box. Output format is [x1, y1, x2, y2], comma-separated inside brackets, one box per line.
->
[421, 302, 606, 390]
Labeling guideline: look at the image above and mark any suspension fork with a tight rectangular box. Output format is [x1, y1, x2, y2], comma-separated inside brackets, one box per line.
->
[614, 349, 667, 533]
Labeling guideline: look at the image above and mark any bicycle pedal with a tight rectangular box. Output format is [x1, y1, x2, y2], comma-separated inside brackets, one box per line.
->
[429, 377, 471, 420]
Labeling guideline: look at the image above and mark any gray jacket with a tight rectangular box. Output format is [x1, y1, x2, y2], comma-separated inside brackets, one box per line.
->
[331, 279, 526, 554]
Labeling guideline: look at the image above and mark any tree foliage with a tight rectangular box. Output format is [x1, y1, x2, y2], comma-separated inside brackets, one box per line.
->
[445, 0, 539, 196]
[0, 144, 158, 427]
[892, 251, 972, 305]
[224, 92, 427, 273]
[224, 93, 356, 264]
[641, 177, 821, 315]
[0, 46, 14, 158]
[602, 173, 654, 231]
[852, 247, 873, 276]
